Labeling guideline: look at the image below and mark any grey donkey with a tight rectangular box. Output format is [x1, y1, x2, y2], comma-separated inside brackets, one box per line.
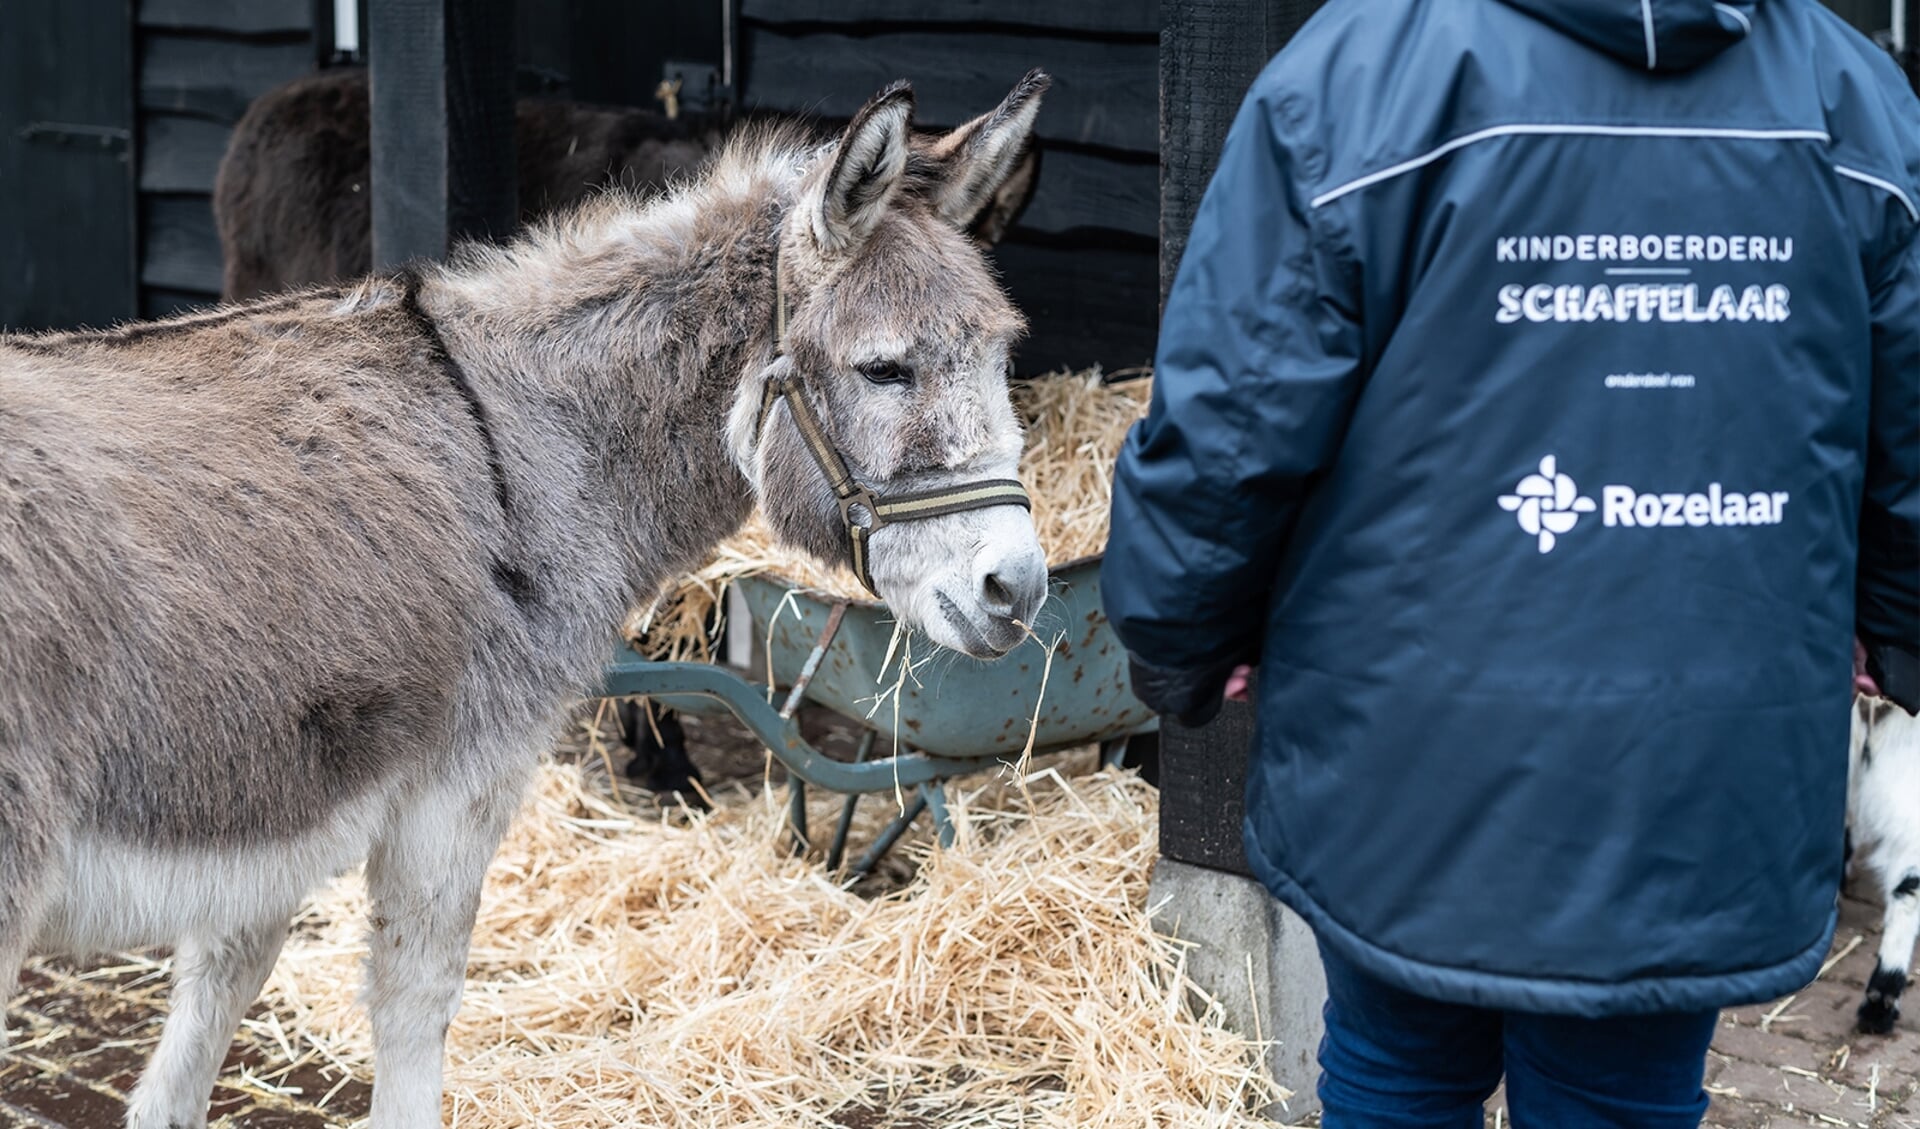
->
[0, 72, 1051, 1129]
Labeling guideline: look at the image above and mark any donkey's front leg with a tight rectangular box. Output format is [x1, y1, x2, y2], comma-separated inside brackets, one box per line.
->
[364, 777, 523, 1129]
[124, 918, 291, 1129]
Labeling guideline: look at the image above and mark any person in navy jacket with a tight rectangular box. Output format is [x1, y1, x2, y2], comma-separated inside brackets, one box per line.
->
[1104, 1, 1920, 1123]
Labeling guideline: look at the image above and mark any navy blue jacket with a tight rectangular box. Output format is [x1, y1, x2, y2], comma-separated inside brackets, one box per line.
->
[1105, 0, 1920, 1016]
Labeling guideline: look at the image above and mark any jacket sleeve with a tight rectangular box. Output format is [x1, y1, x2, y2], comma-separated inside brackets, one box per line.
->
[1859, 221, 1920, 714]
[1102, 84, 1364, 723]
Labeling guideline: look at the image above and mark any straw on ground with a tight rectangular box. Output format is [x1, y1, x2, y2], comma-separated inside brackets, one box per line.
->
[260, 756, 1284, 1128]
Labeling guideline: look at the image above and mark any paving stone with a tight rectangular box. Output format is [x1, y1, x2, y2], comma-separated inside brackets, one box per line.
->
[1711, 1057, 1877, 1125]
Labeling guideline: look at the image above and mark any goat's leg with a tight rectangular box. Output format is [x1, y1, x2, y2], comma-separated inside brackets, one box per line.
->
[124, 918, 290, 1129]
[1861, 869, 1920, 1034]
[363, 778, 522, 1129]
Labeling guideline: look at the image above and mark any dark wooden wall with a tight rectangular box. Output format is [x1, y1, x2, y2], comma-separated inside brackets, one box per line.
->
[1, 0, 1908, 334]
[135, 0, 315, 316]
[738, 0, 1161, 375]
[0, 0, 137, 332]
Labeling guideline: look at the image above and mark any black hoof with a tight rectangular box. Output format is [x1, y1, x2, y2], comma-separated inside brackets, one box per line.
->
[1858, 996, 1899, 1035]
[642, 766, 710, 811]
[1858, 964, 1906, 1034]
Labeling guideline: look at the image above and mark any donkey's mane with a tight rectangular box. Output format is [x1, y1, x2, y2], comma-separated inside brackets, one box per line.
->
[426, 119, 821, 313]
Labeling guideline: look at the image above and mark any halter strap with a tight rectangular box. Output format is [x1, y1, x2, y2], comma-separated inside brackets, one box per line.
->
[760, 236, 1030, 597]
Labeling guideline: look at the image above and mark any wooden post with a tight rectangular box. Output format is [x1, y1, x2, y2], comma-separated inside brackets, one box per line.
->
[1154, 9, 1334, 1107]
[369, 0, 517, 269]
[1156, 0, 1325, 873]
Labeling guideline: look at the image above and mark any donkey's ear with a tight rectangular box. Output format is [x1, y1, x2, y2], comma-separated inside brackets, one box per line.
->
[918, 69, 1049, 237]
[811, 83, 915, 253]
[962, 144, 1038, 245]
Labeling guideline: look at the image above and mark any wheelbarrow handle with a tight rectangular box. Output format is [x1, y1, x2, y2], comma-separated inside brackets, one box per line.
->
[598, 650, 997, 796]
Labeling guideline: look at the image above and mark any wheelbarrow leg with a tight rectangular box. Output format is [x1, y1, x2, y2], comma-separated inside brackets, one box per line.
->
[787, 777, 809, 857]
[850, 792, 928, 878]
[825, 730, 877, 874]
[921, 781, 956, 849]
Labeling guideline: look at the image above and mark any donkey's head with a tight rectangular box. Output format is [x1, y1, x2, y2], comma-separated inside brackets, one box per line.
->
[729, 73, 1049, 659]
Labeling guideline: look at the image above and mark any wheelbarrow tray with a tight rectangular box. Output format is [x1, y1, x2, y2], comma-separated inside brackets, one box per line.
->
[732, 556, 1153, 761]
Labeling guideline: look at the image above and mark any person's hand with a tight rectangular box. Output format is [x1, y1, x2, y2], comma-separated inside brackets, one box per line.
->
[1854, 636, 1882, 698]
[1224, 664, 1255, 702]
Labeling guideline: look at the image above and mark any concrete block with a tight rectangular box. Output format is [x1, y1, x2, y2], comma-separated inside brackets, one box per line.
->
[1149, 856, 1328, 1121]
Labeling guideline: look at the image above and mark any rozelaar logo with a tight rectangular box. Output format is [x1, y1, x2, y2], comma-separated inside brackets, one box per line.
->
[1498, 455, 1595, 553]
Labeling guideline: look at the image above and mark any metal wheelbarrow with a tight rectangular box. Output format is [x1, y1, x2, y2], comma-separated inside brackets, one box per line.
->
[598, 556, 1154, 874]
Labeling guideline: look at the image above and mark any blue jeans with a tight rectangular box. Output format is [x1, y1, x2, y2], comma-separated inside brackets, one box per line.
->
[1317, 942, 1720, 1129]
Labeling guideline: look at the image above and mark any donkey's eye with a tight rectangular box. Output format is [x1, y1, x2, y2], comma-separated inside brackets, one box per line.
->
[858, 359, 912, 386]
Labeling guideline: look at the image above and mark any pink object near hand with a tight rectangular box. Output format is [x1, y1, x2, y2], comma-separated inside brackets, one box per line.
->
[1224, 664, 1254, 702]
[1855, 636, 1882, 697]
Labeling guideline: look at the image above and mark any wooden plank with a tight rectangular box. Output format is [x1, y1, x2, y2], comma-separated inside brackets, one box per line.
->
[138, 113, 230, 193]
[140, 194, 224, 294]
[740, 0, 1158, 36]
[1160, 0, 1327, 307]
[741, 27, 1157, 152]
[1017, 147, 1155, 238]
[568, 0, 723, 108]
[990, 238, 1157, 374]
[0, 0, 137, 331]
[139, 0, 311, 34]
[139, 33, 313, 123]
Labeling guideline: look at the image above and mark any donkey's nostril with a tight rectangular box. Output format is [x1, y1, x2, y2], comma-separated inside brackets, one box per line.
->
[982, 572, 1016, 612]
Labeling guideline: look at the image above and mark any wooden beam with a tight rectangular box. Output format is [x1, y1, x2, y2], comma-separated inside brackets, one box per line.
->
[1016, 148, 1157, 239]
[742, 26, 1158, 152]
[990, 238, 1158, 373]
[1159, 0, 1323, 307]
[139, 0, 312, 35]
[740, 0, 1160, 36]
[137, 113, 231, 193]
[368, 0, 516, 269]
[139, 33, 312, 123]
[1154, 0, 1324, 874]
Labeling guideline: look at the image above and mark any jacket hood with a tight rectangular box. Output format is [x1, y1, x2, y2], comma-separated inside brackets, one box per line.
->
[1496, 0, 1754, 71]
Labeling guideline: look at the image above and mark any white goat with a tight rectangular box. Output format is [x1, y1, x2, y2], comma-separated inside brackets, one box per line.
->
[1848, 695, 1920, 1034]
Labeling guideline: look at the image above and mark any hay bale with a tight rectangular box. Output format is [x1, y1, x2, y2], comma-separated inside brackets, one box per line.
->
[262, 759, 1285, 1127]
[630, 368, 1151, 662]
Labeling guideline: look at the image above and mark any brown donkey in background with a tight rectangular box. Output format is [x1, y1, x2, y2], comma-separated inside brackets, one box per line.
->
[214, 67, 1040, 301]
[0, 74, 1050, 1129]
